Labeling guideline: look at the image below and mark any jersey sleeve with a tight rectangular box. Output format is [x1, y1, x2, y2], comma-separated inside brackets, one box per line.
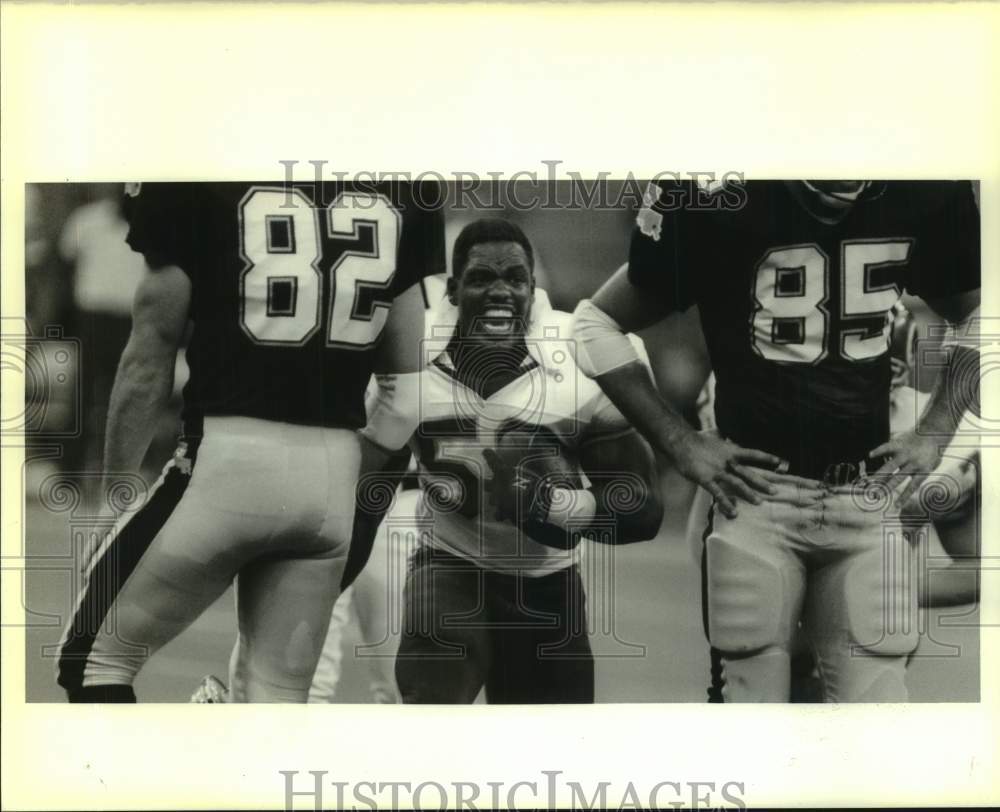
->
[627, 179, 699, 313]
[391, 181, 446, 297]
[905, 181, 981, 300]
[122, 183, 200, 276]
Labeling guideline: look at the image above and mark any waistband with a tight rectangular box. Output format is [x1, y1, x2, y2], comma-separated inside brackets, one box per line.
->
[410, 544, 581, 582]
[788, 455, 886, 486]
[198, 415, 358, 444]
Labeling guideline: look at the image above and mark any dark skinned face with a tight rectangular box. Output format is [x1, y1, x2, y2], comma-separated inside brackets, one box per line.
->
[448, 241, 535, 347]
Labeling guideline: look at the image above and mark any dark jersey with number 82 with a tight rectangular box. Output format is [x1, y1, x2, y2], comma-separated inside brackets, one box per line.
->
[124, 181, 445, 436]
[628, 180, 980, 477]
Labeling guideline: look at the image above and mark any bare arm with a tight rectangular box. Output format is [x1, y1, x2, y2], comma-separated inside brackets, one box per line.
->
[103, 262, 190, 479]
[922, 490, 980, 608]
[870, 288, 980, 504]
[484, 425, 663, 549]
[374, 280, 427, 375]
[917, 288, 981, 431]
[591, 262, 674, 333]
[580, 265, 782, 518]
[588, 267, 699, 460]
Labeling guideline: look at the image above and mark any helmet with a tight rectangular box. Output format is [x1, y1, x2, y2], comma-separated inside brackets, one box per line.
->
[888, 300, 918, 389]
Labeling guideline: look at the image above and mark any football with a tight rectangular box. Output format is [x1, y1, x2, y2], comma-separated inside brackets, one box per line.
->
[493, 424, 582, 491]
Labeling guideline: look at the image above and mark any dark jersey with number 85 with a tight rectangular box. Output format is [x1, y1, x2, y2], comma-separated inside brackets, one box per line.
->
[124, 181, 445, 436]
[628, 180, 980, 477]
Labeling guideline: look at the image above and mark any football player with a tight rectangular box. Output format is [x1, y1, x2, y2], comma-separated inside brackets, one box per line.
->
[357, 217, 663, 703]
[573, 180, 980, 702]
[307, 275, 449, 704]
[193, 452, 421, 704]
[57, 180, 444, 702]
[686, 301, 980, 701]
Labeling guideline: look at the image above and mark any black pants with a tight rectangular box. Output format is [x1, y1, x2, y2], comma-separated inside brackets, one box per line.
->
[396, 547, 594, 703]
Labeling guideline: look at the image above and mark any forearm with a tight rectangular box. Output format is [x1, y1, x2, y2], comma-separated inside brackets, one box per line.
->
[920, 565, 978, 608]
[594, 362, 693, 462]
[374, 282, 426, 375]
[573, 289, 696, 463]
[577, 275, 783, 516]
[539, 478, 663, 546]
[916, 345, 978, 439]
[103, 346, 174, 475]
[591, 477, 663, 542]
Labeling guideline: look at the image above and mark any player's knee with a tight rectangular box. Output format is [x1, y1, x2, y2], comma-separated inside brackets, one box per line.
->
[844, 559, 919, 657]
[282, 626, 328, 681]
[719, 647, 792, 703]
[239, 650, 314, 702]
[237, 626, 326, 703]
[827, 656, 909, 702]
[705, 537, 793, 654]
[854, 660, 909, 702]
[242, 671, 311, 703]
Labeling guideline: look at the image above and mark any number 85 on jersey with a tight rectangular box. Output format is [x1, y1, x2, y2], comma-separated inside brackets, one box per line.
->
[751, 240, 912, 365]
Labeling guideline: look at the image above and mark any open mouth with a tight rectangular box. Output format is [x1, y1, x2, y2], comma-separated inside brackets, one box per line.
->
[477, 306, 517, 334]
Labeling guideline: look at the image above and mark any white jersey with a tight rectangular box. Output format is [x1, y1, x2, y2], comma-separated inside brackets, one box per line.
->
[364, 288, 648, 576]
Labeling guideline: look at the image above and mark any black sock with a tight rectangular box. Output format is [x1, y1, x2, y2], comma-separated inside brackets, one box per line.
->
[67, 684, 137, 703]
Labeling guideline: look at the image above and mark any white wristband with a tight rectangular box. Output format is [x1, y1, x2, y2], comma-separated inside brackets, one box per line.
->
[546, 488, 598, 530]
[361, 372, 422, 451]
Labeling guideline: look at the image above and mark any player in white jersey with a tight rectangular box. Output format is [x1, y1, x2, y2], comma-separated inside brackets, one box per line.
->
[359, 218, 664, 703]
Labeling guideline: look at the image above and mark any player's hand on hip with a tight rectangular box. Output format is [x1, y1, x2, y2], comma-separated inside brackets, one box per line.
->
[672, 430, 782, 518]
[755, 468, 827, 507]
[868, 430, 944, 509]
